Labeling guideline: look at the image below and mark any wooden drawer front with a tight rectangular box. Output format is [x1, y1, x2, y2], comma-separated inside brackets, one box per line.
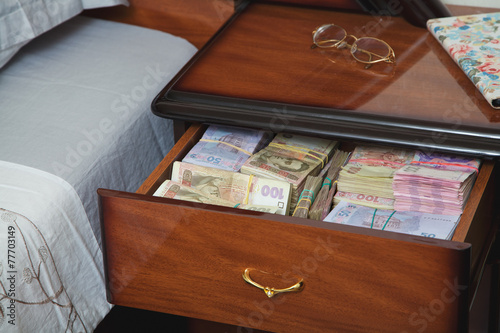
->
[99, 189, 470, 333]
[136, 123, 496, 297]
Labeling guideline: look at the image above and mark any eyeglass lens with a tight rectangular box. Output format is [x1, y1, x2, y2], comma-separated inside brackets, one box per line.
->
[351, 37, 391, 63]
[313, 24, 346, 48]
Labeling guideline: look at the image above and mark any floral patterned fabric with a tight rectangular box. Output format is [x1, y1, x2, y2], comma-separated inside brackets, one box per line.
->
[427, 12, 500, 109]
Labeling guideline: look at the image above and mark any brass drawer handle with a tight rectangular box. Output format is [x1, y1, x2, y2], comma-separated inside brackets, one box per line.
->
[242, 268, 304, 298]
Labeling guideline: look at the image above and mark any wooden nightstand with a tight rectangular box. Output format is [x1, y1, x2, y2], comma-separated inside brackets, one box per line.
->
[98, 1, 500, 332]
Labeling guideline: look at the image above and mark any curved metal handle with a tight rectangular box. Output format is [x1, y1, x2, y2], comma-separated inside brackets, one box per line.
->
[242, 268, 304, 298]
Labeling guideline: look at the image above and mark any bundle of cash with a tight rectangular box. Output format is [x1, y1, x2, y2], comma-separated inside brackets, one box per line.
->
[347, 145, 414, 167]
[410, 151, 481, 173]
[323, 201, 460, 240]
[292, 175, 322, 218]
[153, 180, 279, 213]
[308, 150, 351, 220]
[318, 158, 334, 179]
[182, 124, 273, 172]
[337, 145, 414, 199]
[240, 133, 339, 214]
[333, 191, 395, 210]
[322, 183, 338, 220]
[171, 161, 292, 215]
[392, 164, 477, 215]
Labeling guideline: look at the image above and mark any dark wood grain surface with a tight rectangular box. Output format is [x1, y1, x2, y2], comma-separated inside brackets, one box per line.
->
[99, 188, 470, 333]
[162, 2, 500, 146]
[177, 2, 500, 122]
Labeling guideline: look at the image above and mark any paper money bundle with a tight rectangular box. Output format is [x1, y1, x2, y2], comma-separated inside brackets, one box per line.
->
[308, 150, 351, 220]
[153, 180, 280, 213]
[333, 191, 395, 210]
[393, 165, 477, 216]
[292, 175, 322, 218]
[171, 161, 292, 215]
[324, 201, 460, 240]
[392, 151, 481, 215]
[182, 124, 273, 172]
[411, 151, 481, 173]
[240, 133, 339, 214]
[337, 145, 414, 199]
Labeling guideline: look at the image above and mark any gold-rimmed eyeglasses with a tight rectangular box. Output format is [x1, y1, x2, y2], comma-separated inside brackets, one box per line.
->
[311, 24, 396, 68]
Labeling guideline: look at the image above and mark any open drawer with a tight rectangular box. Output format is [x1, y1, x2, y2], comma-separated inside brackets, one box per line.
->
[98, 123, 497, 333]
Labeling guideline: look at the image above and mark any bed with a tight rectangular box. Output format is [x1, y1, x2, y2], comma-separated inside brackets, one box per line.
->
[0, 1, 197, 331]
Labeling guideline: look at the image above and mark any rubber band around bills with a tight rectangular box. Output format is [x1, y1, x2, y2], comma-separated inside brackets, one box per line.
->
[200, 139, 252, 155]
[292, 189, 316, 216]
[322, 177, 332, 189]
[371, 209, 396, 230]
[292, 198, 312, 216]
[243, 174, 254, 204]
[410, 161, 479, 173]
[268, 142, 328, 167]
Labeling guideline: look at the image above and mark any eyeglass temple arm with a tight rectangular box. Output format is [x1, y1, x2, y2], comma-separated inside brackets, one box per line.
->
[311, 39, 343, 49]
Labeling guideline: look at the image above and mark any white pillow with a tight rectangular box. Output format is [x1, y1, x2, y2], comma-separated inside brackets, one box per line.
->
[0, 0, 129, 68]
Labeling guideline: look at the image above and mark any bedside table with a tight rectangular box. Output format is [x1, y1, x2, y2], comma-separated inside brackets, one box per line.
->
[99, 1, 499, 332]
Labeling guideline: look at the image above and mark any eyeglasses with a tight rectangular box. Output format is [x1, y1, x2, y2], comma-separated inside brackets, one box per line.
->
[311, 24, 396, 68]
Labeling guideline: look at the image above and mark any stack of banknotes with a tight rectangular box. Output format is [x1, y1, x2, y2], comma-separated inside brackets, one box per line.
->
[240, 133, 339, 214]
[152, 124, 482, 241]
[324, 201, 460, 240]
[182, 124, 273, 172]
[336, 145, 414, 207]
[333, 191, 395, 210]
[392, 152, 480, 215]
[296, 150, 351, 220]
[292, 175, 323, 218]
[153, 179, 280, 213]
[168, 161, 292, 215]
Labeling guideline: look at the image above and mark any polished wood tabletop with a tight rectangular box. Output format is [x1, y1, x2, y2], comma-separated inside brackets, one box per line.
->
[154, 1, 500, 157]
